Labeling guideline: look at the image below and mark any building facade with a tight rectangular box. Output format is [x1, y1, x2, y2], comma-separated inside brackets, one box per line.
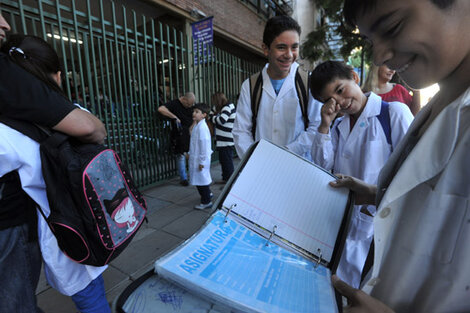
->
[1, 0, 298, 188]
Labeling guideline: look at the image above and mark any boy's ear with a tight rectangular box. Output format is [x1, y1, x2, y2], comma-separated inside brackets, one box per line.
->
[351, 70, 360, 84]
[262, 43, 269, 57]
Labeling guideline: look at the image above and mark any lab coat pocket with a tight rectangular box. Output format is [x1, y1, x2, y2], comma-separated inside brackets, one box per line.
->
[405, 192, 468, 264]
[348, 205, 375, 242]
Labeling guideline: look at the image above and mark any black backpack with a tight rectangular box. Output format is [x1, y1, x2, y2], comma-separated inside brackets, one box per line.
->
[0, 116, 147, 266]
[249, 67, 310, 139]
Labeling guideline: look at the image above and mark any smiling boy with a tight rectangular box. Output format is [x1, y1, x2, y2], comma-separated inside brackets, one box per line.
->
[310, 60, 413, 289]
[329, 0, 470, 312]
[233, 15, 321, 160]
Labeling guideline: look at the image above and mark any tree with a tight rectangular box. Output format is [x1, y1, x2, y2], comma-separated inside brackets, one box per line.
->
[300, 0, 371, 66]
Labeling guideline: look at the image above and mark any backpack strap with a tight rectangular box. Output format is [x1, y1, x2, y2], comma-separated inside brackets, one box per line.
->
[249, 67, 310, 140]
[0, 115, 49, 143]
[249, 71, 263, 140]
[334, 101, 392, 149]
[377, 100, 392, 147]
[294, 68, 310, 131]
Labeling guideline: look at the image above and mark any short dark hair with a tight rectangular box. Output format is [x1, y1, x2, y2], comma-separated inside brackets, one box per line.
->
[343, 0, 456, 28]
[193, 102, 211, 115]
[1, 34, 64, 96]
[310, 61, 354, 101]
[263, 15, 301, 47]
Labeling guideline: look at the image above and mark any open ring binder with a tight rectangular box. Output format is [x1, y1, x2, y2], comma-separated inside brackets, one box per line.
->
[265, 225, 277, 246]
[314, 248, 322, 269]
[223, 204, 237, 223]
[154, 140, 353, 313]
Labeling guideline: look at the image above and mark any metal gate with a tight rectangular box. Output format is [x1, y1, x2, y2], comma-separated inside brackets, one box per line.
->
[1, 0, 261, 188]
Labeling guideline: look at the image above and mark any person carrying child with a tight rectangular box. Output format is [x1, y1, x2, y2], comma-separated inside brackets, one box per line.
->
[189, 103, 213, 210]
[1, 34, 110, 312]
[310, 60, 413, 288]
[326, 0, 470, 312]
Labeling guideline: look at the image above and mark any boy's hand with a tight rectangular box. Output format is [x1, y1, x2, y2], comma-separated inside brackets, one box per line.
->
[331, 275, 394, 313]
[329, 174, 377, 205]
[318, 98, 341, 134]
[198, 164, 204, 171]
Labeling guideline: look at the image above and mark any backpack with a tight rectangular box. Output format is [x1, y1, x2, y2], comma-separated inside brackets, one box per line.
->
[249, 67, 310, 139]
[0, 116, 147, 266]
[335, 100, 392, 147]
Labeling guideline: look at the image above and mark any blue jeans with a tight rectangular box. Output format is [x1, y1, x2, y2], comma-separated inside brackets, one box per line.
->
[217, 146, 234, 181]
[176, 153, 188, 181]
[71, 275, 110, 313]
[0, 223, 42, 313]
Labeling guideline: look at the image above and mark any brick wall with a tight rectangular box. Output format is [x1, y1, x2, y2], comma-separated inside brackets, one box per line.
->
[163, 0, 265, 51]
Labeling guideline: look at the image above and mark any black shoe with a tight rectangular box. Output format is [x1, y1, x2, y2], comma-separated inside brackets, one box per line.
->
[180, 180, 189, 186]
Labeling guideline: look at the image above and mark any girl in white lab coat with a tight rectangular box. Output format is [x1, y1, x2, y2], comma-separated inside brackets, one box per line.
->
[189, 103, 213, 210]
[309, 61, 413, 288]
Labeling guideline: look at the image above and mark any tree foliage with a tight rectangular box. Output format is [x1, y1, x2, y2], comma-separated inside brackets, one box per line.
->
[300, 0, 371, 64]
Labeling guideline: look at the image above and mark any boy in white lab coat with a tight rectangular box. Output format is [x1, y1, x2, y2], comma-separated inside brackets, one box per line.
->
[328, 0, 470, 311]
[309, 60, 413, 288]
[232, 15, 321, 160]
[189, 103, 213, 210]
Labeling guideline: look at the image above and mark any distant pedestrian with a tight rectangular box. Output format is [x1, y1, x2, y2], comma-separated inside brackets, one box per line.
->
[158, 92, 195, 186]
[362, 64, 421, 116]
[189, 103, 213, 210]
[210, 92, 236, 183]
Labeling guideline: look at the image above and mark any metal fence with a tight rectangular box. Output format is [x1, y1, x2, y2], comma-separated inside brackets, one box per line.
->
[1, 0, 261, 188]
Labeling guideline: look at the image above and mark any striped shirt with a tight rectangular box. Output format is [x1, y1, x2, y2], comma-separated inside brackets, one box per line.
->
[210, 103, 236, 147]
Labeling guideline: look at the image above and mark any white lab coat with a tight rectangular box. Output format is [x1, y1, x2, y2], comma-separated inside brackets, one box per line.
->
[311, 92, 413, 287]
[0, 124, 106, 296]
[362, 87, 470, 312]
[189, 119, 212, 186]
[233, 62, 321, 160]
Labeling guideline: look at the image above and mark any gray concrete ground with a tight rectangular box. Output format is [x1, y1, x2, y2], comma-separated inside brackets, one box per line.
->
[36, 159, 238, 313]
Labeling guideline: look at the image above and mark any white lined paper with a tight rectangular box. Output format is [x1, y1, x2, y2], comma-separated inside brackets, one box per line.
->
[223, 140, 349, 262]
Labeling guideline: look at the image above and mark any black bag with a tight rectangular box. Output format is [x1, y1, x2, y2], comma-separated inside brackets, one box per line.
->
[0, 117, 147, 266]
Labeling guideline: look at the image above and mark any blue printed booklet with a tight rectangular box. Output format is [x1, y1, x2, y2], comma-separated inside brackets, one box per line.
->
[155, 140, 351, 313]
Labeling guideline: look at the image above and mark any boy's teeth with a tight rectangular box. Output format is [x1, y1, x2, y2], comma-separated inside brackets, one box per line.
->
[397, 61, 411, 73]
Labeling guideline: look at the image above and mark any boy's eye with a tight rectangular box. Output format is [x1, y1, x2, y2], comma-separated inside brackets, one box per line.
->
[337, 88, 344, 95]
[383, 21, 402, 38]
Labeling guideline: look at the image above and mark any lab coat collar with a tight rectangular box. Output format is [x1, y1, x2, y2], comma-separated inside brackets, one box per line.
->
[262, 62, 298, 100]
[336, 92, 382, 140]
[379, 87, 470, 206]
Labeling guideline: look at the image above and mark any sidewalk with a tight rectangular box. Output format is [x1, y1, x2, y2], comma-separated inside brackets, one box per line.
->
[36, 159, 238, 312]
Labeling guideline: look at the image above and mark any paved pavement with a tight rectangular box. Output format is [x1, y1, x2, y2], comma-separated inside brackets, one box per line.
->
[36, 159, 238, 312]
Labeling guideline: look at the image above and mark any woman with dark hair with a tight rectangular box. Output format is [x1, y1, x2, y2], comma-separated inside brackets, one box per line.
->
[0, 34, 110, 312]
[210, 91, 236, 183]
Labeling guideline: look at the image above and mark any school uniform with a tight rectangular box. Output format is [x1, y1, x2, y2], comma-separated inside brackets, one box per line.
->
[363, 88, 470, 312]
[0, 123, 107, 297]
[311, 92, 413, 288]
[233, 62, 321, 159]
[189, 119, 213, 203]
